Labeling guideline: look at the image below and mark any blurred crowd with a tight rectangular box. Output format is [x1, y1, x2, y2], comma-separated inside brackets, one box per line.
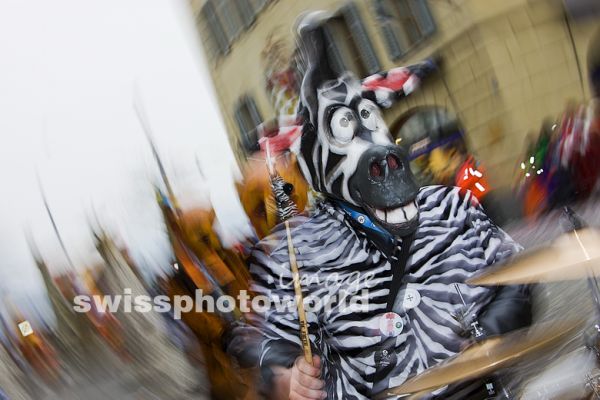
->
[516, 100, 600, 220]
[0, 149, 309, 399]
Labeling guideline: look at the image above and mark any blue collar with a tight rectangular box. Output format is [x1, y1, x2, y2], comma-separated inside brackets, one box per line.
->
[335, 201, 394, 244]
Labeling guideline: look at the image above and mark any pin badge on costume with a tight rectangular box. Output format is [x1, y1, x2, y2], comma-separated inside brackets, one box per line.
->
[392, 288, 421, 313]
[379, 312, 404, 337]
[374, 347, 397, 370]
[402, 288, 421, 310]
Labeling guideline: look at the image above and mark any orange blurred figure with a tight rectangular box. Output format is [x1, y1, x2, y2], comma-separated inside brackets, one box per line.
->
[80, 268, 130, 362]
[13, 320, 61, 385]
[237, 153, 308, 239]
[158, 195, 259, 399]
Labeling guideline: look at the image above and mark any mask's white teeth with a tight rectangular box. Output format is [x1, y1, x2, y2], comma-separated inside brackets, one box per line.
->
[374, 201, 419, 224]
[384, 207, 404, 223]
[403, 201, 418, 221]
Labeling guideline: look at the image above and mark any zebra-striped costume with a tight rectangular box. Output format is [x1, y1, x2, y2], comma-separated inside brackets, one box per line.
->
[250, 186, 524, 399]
[241, 12, 530, 399]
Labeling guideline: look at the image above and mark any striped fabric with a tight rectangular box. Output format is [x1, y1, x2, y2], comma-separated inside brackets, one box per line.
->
[250, 185, 520, 399]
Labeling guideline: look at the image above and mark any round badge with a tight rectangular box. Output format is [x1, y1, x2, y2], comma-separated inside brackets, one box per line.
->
[379, 312, 404, 337]
[402, 288, 421, 310]
[374, 348, 397, 372]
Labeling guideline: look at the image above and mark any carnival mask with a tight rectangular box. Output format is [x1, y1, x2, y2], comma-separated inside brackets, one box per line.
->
[293, 12, 434, 236]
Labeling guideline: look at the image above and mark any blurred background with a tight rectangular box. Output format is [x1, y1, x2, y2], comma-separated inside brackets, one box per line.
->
[193, 0, 600, 224]
[0, 0, 599, 399]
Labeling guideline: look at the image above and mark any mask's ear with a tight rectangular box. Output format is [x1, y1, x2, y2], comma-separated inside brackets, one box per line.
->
[295, 12, 338, 127]
[361, 59, 437, 108]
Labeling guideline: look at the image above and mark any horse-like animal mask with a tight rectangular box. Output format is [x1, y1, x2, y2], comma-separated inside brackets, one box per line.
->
[293, 12, 435, 237]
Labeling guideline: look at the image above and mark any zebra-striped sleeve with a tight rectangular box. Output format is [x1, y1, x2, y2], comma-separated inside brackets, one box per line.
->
[464, 190, 523, 264]
[459, 188, 531, 335]
[249, 224, 312, 373]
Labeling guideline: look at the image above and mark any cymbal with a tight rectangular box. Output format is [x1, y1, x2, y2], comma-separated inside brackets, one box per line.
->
[377, 320, 581, 398]
[467, 228, 600, 286]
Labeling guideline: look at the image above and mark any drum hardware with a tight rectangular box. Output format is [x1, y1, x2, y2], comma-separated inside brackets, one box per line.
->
[563, 209, 600, 376]
[562, 208, 600, 323]
[584, 370, 600, 398]
[453, 283, 486, 339]
[376, 320, 580, 399]
[453, 283, 511, 399]
[585, 324, 600, 360]
[493, 376, 513, 400]
[555, 208, 600, 400]
[463, 207, 600, 399]
[561, 209, 600, 400]
[378, 207, 597, 399]
[467, 209, 600, 286]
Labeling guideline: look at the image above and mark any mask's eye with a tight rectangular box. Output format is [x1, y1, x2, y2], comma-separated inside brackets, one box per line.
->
[329, 107, 357, 144]
[358, 100, 381, 131]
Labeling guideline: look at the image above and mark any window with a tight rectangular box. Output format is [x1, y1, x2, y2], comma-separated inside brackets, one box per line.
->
[322, 3, 381, 78]
[374, 0, 436, 60]
[200, 0, 245, 56]
[234, 0, 271, 30]
[564, 0, 600, 19]
[201, 1, 229, 56]
[590, 28, 600, 96]
[249, 0, 269, 14]
[215, 0, 244, 43]
[234, 96, 263, 153]
[201, 0, 271, 57]
[394, 108, 461, 155]
[235, 0, 257, 29]
[392, 107, 464, 186]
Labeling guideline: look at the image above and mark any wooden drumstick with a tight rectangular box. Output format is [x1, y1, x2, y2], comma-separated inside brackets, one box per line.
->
[265, 140, 313, 365]
[285, 220, 313, 365]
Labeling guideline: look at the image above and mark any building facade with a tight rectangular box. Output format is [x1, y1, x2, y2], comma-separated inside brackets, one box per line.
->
[190, 0, 599, 187]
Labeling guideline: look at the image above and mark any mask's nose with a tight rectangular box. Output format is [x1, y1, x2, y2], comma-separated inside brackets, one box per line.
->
[367, 152, 405, 181]
[350, 145, 419, 210]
